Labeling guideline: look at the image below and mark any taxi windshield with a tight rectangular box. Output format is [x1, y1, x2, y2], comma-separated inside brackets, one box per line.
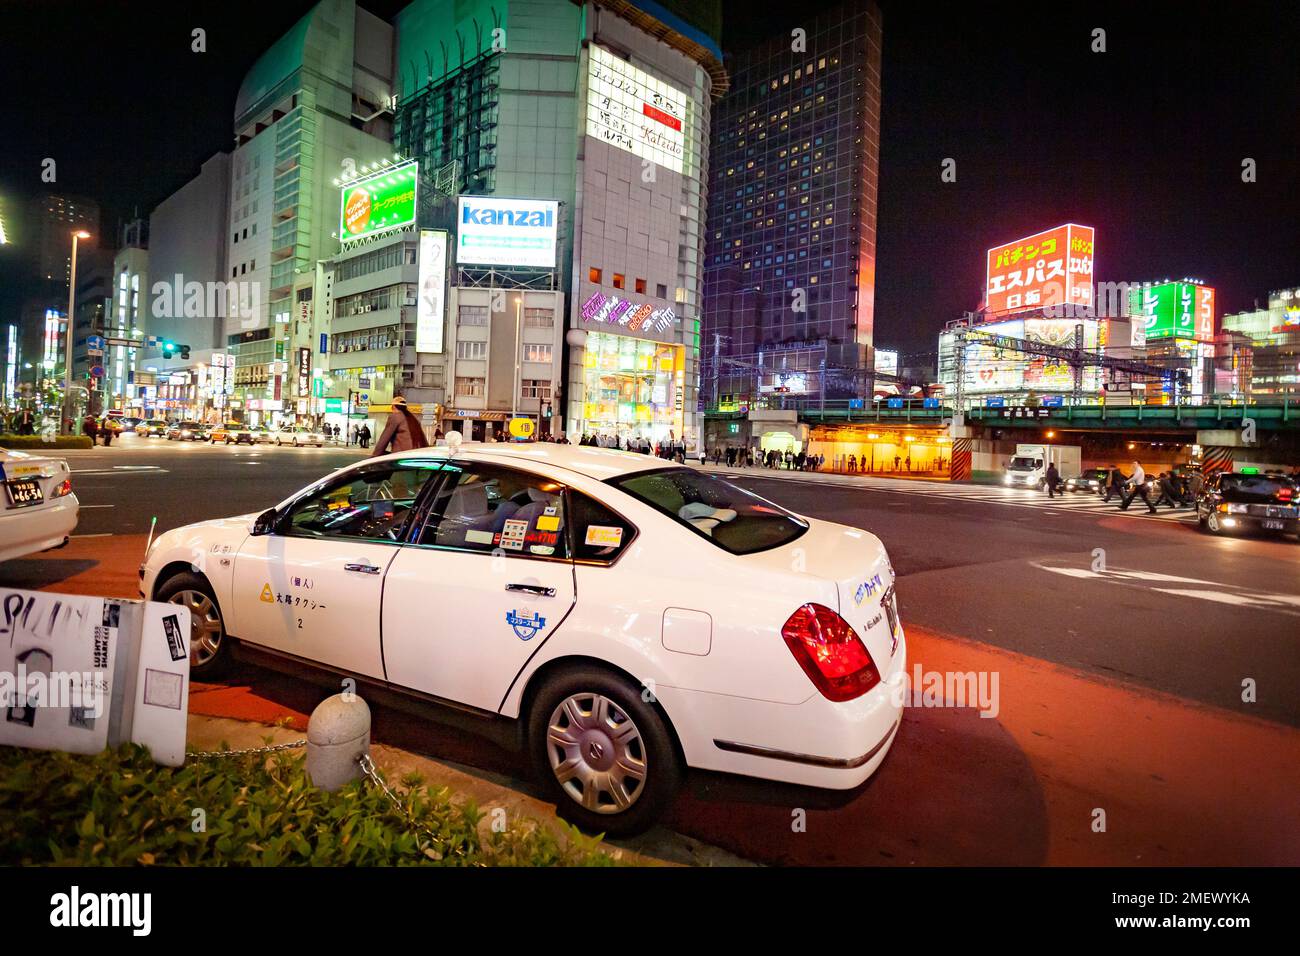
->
[609, 467, 807, 555]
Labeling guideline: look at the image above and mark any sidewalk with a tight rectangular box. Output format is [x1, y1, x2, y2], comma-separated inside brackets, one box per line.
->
[691, 461, 960, 491]
[187, 712, 753, 867]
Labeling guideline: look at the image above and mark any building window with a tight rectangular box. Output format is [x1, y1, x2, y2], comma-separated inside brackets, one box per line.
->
[657, 283, 667, 298]
[458, 305, 489, 326]
[522, 344, 552, 363]
[613, 274, 625, 290]
[589, 267, 602, 283]
[455, 340, 487, 360]
[521, 379, 552, 400]
[454, 376, 485, 397]
[635, 278, 646, 294]
[523, 308, 554, 328]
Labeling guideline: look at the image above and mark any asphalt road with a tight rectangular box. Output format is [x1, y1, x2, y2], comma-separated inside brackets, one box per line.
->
[5, 435, 1298, 865]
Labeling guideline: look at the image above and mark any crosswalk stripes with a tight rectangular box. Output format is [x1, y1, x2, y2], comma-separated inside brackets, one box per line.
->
[716, 468, 1197, 524]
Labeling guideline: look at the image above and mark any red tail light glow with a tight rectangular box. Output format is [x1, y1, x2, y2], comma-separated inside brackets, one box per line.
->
[52, 479, 73, 498]
[782, 603, 881, 702]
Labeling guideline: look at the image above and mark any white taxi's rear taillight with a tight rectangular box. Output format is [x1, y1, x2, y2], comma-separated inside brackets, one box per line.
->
[781, 603, 881, 702]
[51, 478, 73, 498]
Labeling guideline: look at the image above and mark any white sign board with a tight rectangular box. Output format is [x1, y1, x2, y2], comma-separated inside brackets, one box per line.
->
[0, 588, 191, 766]
[457, 196, 558, 269]
[586, 45, 688, 174]
[416, 230, 447, 353]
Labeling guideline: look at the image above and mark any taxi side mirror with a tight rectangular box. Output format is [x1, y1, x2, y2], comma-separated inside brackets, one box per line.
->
[250, 507, 279, 536]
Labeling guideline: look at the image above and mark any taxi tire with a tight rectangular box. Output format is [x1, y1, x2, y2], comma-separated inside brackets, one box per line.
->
[527, 667, 681, 838]
[155, 571, 232, 680]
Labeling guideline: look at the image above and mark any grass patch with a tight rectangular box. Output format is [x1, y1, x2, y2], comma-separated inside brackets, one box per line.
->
[0, 742, 615, 866]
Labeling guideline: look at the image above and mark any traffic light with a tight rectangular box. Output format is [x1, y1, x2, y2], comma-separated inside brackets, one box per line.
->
[162, 341, 176, 358]
[180, 344, 191, 360]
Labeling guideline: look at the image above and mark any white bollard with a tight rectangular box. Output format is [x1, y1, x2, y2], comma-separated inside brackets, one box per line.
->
[305, 694, 371, 791]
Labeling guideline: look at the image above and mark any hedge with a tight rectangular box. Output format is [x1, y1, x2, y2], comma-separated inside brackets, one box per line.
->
[0, 435, 93, 450]
[0, 742, 615, 867]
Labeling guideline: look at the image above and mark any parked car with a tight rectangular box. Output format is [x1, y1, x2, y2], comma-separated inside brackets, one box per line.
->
[0, 446, 78, 562]
[138, 418, 170, 437]
[273, 425, 325, 447]
[140, 443, 907, 835]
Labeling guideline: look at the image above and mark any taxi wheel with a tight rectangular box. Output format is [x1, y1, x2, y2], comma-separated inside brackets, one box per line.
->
[1205, 511, 1224, 535]
[156, 572, 232, 679]
[528, 667, 681, 837]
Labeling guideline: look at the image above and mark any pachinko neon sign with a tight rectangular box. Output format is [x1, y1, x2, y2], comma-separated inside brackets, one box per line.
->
[580, 292, 676, 335]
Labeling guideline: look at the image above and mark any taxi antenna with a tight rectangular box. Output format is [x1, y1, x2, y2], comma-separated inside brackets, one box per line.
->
[144, 515, 158, 557]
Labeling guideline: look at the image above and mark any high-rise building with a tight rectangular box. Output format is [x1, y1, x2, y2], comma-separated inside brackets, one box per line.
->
[393, 0, 724, 445]
[17, 194, 101, 389]
[224, 0, 396, 421]
[701, 0, 882, 405]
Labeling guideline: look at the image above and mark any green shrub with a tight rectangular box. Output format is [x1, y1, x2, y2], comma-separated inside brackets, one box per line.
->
[0, 742, 615, 867]
[0, 434, 93, 450]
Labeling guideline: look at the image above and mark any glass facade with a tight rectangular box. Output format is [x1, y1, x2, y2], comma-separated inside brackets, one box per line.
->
[580, 331, 685, 442]
[701, 0, 882, 403]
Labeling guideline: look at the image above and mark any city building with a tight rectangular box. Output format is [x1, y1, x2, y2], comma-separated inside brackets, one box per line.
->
[1221, 287, 1300, 398]
[701, 0, 882, 408]
[223, 0, 396, 423]
[392, 0, 725, 445]
[138, 153, 231, 419]
[16, 193, 100, 391]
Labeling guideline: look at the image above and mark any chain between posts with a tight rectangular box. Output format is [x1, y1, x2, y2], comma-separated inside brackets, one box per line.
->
[187, 742, 467, 861]
[188, 739, 307, 759]
[357, 754, 468, 862]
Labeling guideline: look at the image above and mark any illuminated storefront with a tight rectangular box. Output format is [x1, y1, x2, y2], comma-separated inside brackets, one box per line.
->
[578, 331, 685, 443]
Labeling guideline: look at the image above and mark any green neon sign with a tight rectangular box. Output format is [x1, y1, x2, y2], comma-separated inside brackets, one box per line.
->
[339, 162, 419, 241]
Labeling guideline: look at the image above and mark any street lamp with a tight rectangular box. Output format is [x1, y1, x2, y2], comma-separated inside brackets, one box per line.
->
[63, 230, 91, 431]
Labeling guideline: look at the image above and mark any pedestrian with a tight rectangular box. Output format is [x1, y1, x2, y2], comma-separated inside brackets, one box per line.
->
[698, 446, 706, 467]
[370, 394, 428, 456]
[1045, 460, 1059, 498]
[101, 419, 114, 447]
[358, 423, 371, 449]
[1101, 465, 1125, 502]
[1120, 460, 1157, 514]
[905, 454, 911, 472]
[1153, 472, 1181, 510]
[82, 414, 99, 445]
[848, 453, 857, 472]
[349, 424, 358, 446]
[893, 454, 901, 472]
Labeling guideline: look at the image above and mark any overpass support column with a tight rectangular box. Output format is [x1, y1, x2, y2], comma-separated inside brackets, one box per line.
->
[1196, 429, 1248, 475]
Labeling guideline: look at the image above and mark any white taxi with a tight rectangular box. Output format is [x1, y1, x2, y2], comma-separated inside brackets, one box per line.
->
[139, 441, 906, 834]
[0, 447, 79, 563]
[273, 425, 326, 447]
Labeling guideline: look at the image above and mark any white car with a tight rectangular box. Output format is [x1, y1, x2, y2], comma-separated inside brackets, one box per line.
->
[0, 447, 79, 563]
[139, 443, 906, 834]
[273, 425, 325, 447]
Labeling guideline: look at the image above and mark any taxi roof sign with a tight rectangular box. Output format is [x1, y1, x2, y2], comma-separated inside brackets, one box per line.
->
[508, 417, 536, 441]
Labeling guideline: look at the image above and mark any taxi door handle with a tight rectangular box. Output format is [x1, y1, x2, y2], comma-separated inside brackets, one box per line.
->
[506, 583, 555, 597]
[345, 562, 382, 574]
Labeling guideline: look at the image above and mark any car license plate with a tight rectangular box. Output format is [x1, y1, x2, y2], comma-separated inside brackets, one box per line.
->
[881, 585, 901, 655]
[1262, 519, 1284, 531]
[5, 478, 44, 507]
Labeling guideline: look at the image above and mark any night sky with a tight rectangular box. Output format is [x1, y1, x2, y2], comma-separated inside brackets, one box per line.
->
[1, 0, 1296, 362]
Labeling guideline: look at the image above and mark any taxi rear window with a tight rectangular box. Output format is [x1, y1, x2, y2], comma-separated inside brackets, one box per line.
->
[609, 467, 807, 555]
[1219, 475, 1297, 499]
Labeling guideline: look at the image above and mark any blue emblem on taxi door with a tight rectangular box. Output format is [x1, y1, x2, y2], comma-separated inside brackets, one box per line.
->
[506, 610, 547, 641]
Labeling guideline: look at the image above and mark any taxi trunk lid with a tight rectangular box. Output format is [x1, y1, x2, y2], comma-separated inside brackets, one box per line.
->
[747, 518, 903, 681]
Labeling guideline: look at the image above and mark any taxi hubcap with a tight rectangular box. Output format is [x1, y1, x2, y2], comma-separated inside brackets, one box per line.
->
[546, 693, 646, 814]
[170, 590, 224, 667]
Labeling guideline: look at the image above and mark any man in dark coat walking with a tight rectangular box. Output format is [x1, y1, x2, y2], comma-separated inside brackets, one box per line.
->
[370, 394, 428, 456]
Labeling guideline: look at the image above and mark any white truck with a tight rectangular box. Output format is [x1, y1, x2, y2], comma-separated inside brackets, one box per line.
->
[1003, 443, 1082, 490]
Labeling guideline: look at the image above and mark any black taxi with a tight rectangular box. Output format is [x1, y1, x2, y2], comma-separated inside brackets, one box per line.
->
[1195, 468, 1300, 538]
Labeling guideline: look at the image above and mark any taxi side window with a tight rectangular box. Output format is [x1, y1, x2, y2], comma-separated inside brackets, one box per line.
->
[416, 463, 568, 559]
[569, 491, 636, 564]
[282, 465, 437, 541]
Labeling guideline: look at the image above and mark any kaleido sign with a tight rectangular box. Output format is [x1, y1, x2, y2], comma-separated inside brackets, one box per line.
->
[580, 292, 676, 337]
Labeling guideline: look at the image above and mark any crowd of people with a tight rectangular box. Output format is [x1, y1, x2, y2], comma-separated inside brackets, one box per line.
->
[576, 433, 687, 462]
[1042, 459, 1204, 513]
